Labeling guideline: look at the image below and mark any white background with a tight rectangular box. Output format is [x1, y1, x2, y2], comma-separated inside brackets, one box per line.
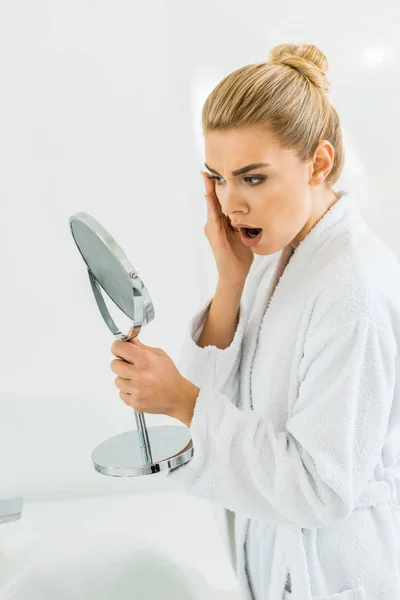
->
[0, 0, 399, 505]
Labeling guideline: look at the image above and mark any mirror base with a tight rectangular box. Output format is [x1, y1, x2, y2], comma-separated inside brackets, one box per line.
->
[91, 425, 193, 477]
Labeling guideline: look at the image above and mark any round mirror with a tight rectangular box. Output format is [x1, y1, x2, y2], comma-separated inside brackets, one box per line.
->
[69, 212, 193, 477]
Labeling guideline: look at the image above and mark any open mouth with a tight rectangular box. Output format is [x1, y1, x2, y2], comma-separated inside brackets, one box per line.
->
[239, 227, 262, 238]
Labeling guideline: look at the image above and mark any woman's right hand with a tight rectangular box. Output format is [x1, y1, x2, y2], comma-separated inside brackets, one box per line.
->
[201, 171, 254, 285]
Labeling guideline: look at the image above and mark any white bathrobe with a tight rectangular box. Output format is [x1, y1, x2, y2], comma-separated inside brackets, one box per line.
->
[166, 191, 400, 600]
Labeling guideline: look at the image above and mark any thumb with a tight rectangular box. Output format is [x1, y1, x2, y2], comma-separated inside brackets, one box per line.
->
[128, 336, 148, 349]
[129, 337, 166, 357]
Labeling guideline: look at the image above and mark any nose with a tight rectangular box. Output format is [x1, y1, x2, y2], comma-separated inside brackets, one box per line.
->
[216, 186, 244, 219]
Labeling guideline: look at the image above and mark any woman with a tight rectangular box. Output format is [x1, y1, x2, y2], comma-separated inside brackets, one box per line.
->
[165, 43, 400, 599]
[112, 44, 400, 600]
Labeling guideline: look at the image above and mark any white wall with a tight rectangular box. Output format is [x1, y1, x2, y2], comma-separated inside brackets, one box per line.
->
[0, 0, 399, 501]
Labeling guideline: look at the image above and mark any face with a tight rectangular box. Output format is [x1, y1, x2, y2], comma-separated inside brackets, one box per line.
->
[204, 125, 336, 255]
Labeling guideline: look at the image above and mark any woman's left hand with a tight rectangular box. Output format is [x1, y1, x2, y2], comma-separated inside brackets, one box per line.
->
[110, 337, 200, 427]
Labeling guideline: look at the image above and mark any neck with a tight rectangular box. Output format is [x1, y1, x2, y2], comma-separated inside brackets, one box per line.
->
[290, 188, 340, 249]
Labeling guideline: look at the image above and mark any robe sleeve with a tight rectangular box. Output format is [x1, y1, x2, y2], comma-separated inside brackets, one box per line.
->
[166, 309, 397, 528]
[176, 295, 247, 407]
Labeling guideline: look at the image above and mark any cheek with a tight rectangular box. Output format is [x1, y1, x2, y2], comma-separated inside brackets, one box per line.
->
[282, 196, 308, 228]
[262, 195, 290, 224]
[261, 196, 306, 236]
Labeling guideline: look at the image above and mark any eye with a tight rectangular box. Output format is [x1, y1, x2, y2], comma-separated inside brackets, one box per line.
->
[244, 176, 266, 186]
[208, 175, 266, 186]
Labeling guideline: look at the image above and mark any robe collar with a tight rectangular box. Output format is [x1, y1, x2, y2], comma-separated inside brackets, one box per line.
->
[262, 190, 360, 319]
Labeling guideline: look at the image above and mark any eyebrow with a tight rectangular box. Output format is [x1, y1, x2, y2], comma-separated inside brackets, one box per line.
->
[204, 162, 270, 177]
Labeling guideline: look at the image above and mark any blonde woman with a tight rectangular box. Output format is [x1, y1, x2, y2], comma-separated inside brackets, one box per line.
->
[163, 43, 400, 600]
[124, 43, 400, 599]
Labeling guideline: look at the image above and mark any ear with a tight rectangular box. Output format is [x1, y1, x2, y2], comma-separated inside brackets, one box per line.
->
[310, 140, 335, 185]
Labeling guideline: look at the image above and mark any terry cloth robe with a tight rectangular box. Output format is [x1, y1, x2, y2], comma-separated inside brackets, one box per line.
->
[166, 190, 400, 600]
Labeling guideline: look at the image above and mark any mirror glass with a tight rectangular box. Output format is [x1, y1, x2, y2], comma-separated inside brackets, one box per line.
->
[70, 217, 136, 321]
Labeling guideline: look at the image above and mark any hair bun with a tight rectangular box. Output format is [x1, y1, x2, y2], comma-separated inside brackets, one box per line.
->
[268, 43, 330, 94]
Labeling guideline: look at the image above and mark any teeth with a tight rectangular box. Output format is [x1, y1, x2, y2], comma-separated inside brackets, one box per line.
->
[244, 227, 262, 238]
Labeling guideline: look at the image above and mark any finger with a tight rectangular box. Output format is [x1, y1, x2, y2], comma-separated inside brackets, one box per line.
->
[204, 192, 216, 215]
[110, 358, 122, 374]
[204, 184, 222, 218]
[203, 172, 218, 198]
[115, 376, 132, 392]
[111, 341, 138, 364]
[119, 391, 134, 407]
[201, 171, 215, 193]
[204, 196, 221, 230]
[202, 171, 220, 202]
[129, 337, 146, 348]
[120, 391, 144, 413]
[111, 340, 128, 357]
[226, 215, 238, 231]
[110, 358, 132, 377]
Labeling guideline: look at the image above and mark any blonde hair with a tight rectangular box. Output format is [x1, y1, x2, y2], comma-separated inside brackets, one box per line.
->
[201, 43, 344, 186]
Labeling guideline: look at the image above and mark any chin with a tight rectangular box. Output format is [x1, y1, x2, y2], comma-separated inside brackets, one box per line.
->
[252, 247, 274, 256]
[252, 239, 287, 256]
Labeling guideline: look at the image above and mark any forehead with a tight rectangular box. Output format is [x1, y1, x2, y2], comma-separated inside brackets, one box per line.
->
[204, 126, 287, 166]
